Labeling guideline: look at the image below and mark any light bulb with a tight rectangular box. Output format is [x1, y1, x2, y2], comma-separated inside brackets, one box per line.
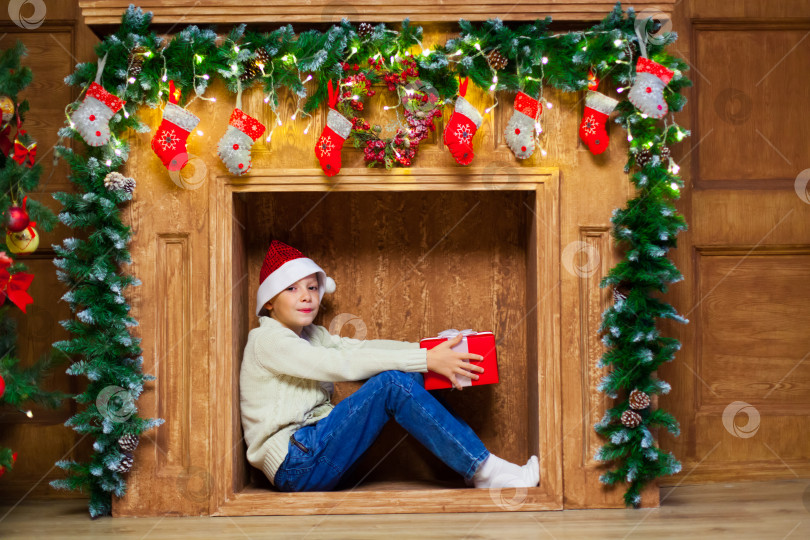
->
[534, 122, 542, 133]
[195, 54, 203, 64]
[422, 49, 431, 56]
[26, 410, 33, 418]
[234, 45, 240, 53]
[627, 133, 633, 142]
[489, 84, 496, 91]
[617, 87, 625, 93]
[352, 95, 359, 101]
[541, 56, 549, 64]
[144, 51, 152, 58]
[266, 133, 272, 142]
[231, 64, 238, 72]
[383, 106, 390, 110]
[211, 97, 216, 102]
[106, 159, 112, 166]
[452, 50, 463, 56]
[546, 102, 553, 109]
[540, 148, 547, 157]
[127, 77, 136, 84]
[492, 75, 498, 83]
[162, 74, 168, 82]
[351, 47, 358, 54]
[264, 96, 270, 103]
[197, 130, 204, 136]
[614, 39, 623, 47]
[474, 43, 481, 51]
[202, 74, 209, 80]
[291, 113, 297, 120]
[123, 110, 129, 118]
[670, 163, 681, 174]
[641, 113, 648, 119]
[281, 55, 288, 62]
[304, 125, 310, 135]
[304, 75, 313, 83]
[670, 182, 679, 191]
[277, 118, 282, 126]
[115, 149, 122, 156]
[484, 106, 492, 114]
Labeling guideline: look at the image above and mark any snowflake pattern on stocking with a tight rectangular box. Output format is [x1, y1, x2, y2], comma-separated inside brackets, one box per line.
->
[158, 128, 180, 151]
[455, 124, 473, 146]
[316, 135, 335, 157]
[583, 115, 598, 136]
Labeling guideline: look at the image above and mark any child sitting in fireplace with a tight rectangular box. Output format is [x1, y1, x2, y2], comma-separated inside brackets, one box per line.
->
[240, 240, 540, 492]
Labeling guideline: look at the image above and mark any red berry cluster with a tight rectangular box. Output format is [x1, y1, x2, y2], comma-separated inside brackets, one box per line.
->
[339, 72, 375, 112]
[351, 116, 371, 131]
[369, 55, 420, 91]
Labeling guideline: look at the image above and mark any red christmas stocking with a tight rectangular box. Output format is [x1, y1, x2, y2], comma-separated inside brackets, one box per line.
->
[504, 91, 541, 159]
[151, 81, 200, 171]
[443, 77, 483, 166]
[314, 80, 352, 177]
[579, 90, 619, 155]
[628, 57, 674, 119]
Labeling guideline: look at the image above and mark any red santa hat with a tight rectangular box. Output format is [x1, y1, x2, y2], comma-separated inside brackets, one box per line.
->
[256, 240, 336, 316]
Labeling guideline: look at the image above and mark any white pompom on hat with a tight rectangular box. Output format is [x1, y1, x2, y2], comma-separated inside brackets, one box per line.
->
[256, 240, 336, 316]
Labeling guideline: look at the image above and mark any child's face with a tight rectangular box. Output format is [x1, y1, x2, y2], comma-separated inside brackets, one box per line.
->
[265, 273, 320, 336]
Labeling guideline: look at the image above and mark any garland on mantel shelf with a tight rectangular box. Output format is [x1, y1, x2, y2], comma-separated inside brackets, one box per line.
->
[49, 3, 689, 516]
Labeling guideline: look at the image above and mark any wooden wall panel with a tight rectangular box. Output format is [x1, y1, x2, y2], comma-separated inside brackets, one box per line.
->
[657, 0, 810, 486]
[694, 23, 810, 186]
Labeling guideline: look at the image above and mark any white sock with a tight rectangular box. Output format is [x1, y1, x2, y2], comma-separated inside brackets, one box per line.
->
[471, 454, 540, 489]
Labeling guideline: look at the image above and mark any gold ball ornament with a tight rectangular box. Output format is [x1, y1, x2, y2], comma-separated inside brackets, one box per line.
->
[0, 95, 14, 124]
[6, 226, 39, 254]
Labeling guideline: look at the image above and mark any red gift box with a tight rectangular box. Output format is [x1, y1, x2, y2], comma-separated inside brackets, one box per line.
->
[420, 329, 499, 390]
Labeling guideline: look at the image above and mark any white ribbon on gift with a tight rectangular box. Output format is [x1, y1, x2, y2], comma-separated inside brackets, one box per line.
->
[435, 329, 490, 387]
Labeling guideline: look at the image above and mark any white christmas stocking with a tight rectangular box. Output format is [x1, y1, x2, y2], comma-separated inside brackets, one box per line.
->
[628, 57, 674, 119]
[70, 82, 126, 147]
[504, 91, 541, 159]
[217, 108, 266, 175]
[443, 77, 483, 166]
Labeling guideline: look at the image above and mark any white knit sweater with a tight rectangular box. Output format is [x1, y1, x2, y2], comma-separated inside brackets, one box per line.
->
[239, 316, 428, 485]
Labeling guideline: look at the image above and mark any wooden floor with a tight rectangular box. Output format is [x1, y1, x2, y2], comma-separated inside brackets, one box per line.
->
[1, 479, 809, 539]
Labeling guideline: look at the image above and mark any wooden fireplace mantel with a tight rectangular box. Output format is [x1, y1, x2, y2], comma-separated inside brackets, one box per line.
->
[78, 1, 678, 27]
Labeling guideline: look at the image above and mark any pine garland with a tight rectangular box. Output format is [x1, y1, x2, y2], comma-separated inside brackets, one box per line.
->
[50, 3, 690, 515]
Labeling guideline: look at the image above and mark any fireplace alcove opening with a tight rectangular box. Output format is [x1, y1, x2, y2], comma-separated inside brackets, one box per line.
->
[214, 171, 561, 515]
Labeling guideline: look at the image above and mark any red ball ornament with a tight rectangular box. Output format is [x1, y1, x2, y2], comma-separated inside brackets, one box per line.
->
[5, 198, 30, 233]
[0, 372, 5, 398]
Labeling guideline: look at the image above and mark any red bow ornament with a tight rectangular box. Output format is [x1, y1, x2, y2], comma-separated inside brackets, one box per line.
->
[0, 253, 33, 312]
[12, 138, 36, 167]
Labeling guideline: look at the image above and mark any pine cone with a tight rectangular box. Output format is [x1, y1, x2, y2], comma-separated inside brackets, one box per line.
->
[660, 146, 671, 161]
[487, 50, 508, 70]
[254, 48, 270, 68]
[104, 171, 136, 194]
[128, 46, 146, 77]
[118, 433, 139, 452]
[357, 22, 373, 39]
[113, 451, 134, 473]
[621, 410, 642, 428]
[629, 389, 651, 410]
[635, 148, 652, 168]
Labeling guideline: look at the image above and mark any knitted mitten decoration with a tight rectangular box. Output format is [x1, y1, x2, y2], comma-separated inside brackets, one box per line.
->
[628, 57, 674, 119]
[443, 77, 483, 166]
[70, 82, 126, 147]
[314, 80, 352, 177]
[504, 91, 541, 159]
[217, 108, 266, 175]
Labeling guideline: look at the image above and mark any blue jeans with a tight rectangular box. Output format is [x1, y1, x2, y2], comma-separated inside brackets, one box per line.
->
[272, 370, 490, 492]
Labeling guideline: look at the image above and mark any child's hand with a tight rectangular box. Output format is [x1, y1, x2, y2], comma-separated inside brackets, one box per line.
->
[425, 333, 485, 391]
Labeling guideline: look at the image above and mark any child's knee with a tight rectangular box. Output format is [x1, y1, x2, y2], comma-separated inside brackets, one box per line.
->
[372, 370, 421, 389]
